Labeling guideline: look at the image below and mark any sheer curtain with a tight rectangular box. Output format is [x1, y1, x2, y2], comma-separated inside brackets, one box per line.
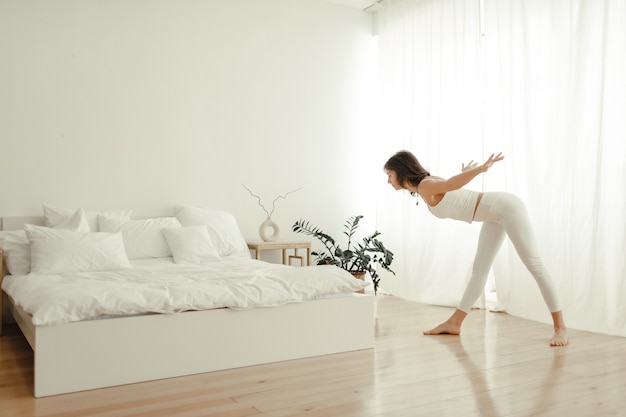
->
[375, 0, 626, 336]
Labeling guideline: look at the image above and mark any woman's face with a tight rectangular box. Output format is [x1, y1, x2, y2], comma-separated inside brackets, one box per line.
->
[386, 170, 403, 190]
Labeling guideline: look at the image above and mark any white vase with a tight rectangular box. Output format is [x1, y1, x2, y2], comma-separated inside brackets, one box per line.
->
[259, 217, 280, 242]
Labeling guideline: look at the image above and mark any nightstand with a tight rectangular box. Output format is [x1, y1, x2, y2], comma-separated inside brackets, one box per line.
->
[247, 241, 311, 266]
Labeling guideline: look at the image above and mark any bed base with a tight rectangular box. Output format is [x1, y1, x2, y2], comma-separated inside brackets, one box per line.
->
[1, 216, 374, 398]
[6, 292, 373, 397]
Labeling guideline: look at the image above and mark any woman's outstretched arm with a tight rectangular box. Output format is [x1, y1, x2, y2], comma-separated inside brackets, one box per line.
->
[418, 153, 504, 198]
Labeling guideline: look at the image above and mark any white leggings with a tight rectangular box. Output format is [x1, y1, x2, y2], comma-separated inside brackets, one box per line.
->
[458, 192, 561, 313]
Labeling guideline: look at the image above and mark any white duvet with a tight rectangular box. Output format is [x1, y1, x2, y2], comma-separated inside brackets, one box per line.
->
[1, 257, 369, 326]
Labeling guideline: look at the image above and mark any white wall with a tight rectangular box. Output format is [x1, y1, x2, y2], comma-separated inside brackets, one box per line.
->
[0, 0, 378, 249]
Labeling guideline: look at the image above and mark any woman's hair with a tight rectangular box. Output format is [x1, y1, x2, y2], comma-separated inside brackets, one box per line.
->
[383, 150, 431, 195]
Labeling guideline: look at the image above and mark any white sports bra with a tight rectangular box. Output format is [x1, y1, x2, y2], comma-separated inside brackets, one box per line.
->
[427, 188, 480, 224]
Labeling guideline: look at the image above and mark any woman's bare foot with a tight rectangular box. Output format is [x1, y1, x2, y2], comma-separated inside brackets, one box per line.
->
[423, 320, 461, 335]
[423, 309, 467, 335]
[550, 327, 568, 346]
[550, 311, 568, 346]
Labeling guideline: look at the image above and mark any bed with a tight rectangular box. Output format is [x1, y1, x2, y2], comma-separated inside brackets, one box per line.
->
[0, 205, 374, 398]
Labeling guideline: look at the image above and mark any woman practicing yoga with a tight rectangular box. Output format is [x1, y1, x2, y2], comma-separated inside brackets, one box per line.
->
[383, 150, 568, 346]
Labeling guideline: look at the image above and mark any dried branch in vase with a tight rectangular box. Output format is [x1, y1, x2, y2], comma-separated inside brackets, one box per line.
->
[242, 184, 301, 218]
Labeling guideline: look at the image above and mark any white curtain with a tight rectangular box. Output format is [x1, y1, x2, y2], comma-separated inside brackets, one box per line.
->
[375, 0, 626, 336]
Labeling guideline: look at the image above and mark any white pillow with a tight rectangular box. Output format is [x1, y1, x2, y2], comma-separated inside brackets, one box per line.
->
[43, 204, 133, 232]
[175, 206, 250, 258]
[0, 230, 31, 276]
[25, 226, 129, 274]
[0, 209, 90, 276]
[55, 207, 90, 233]
[163, 226, 221, 264]
[98, 216, 182, 260]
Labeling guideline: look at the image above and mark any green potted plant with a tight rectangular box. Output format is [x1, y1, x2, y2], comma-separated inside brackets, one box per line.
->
[292, 215, 395, 294]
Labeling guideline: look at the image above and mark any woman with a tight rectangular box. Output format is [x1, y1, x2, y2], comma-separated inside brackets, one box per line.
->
[383, 150, 568, 346]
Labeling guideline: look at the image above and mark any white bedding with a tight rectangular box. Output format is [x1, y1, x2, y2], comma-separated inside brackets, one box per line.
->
[2, 257, 369, 326]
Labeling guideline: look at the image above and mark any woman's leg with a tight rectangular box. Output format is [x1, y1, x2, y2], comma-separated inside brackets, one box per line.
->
[458, 222, 506, 312]
[498, 194, 560, 310]
[424, 222, 505, 335]
[498, 193, 568, 346]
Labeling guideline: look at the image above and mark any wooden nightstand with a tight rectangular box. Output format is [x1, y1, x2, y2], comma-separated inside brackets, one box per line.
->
[247, 241, 311, 266]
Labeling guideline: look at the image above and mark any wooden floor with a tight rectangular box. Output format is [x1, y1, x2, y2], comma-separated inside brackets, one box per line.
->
[1, 295, 625, 417]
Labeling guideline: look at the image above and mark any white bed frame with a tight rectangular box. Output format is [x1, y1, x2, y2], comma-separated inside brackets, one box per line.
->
[0, 216, 374, 398]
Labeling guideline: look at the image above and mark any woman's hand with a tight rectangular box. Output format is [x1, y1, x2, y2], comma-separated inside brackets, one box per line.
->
[461, 153, 504, 173]
[482, 152, 504, 172]
[461, 160, 478, 172]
